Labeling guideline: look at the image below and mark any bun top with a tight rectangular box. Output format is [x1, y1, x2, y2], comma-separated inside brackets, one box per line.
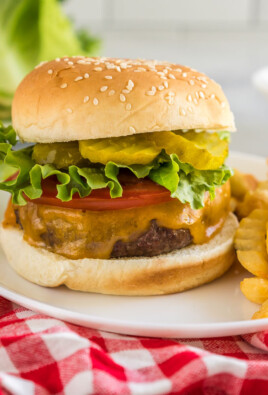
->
[12, 56, 235, 143]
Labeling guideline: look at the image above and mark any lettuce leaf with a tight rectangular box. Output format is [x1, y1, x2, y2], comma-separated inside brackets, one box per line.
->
[149, 153, 232, 209]
[0, 123, 233, 209]
[0, 121, 17, 146]
[219, 131, 231, 142]
[173, 165, 232, 209]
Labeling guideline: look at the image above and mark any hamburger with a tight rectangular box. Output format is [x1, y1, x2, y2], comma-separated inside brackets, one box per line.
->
[0, 56, 238, 295]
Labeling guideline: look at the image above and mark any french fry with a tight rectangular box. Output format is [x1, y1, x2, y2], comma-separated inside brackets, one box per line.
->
[234, 170, 268, 319]
[244, 174, 259, 192]
[266, 222, 268, 255]
[236, 180, 268, 219]
[230, 197, 238, 213]
[230, 169, 258, 201]
[253, 299, 268, 320]
[235, 209, 268, 277]
[237, 251, 268, 277]
[241, 277, 268, 304]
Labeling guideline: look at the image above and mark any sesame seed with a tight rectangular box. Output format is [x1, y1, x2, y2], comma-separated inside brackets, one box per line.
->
[77, 60, 86, 64]
[129, 126, 136, 134]
[175, 68, 182, 72]
[146, 90, 155, 96]
[167, 98, 174, 105]
[187, 94, 192, 102]
[84, 73, 89, 78]
[48, 69, 53, 75]
[193, 98, 198, 104]
[68, 61, 74, 65]
[108, 90, 115, 96]
[195, 92, 199, 98]
[158, 85, 164, 91]
[188, 106, 193, 113]
[64, 58, 69, 62]
[163, 81, 168, 88]
[93, 98, 99, 106]
[165, 93, 175, 104]
[126, 103, 132, 111]
[100, 86, 108, 92]
[120, 94, 126, 102]
[105, 75, 112, 80]
[221, 102, 226, 108]
[66, 108, 72, 113]
[115, 66, 121, 72]
[127, 80, 134, 90]
[163, 69, 168, 74]
[134, 69, 141, 72]
[199, 91, 205, 99]
[202, 84, 207, 89]
[122, 89, 130, 94]
[197, 76, 207, 81]
[160, 76, 167, 80]
[182, 72, 187, 78]
[60, 83, 67, 89]
[210, 94, 215, 99]
[74, 76, 83, 82]
[180, 108, 186, 116]
[55, 58, 60, 62]
[189, 80, 195, 86]
[169, 73, 175, 79]
[83, 96, 89, 103]
[94, 67, 102, 71]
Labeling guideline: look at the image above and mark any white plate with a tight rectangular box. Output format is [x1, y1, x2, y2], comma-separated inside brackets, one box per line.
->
[0, 151, 267, 338]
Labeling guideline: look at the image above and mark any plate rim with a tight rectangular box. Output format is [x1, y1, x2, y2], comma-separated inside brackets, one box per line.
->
[1, 283, 268, 338]
[230, 150, 266, 161]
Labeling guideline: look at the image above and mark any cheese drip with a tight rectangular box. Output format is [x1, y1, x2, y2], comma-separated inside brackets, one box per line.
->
[3, 182, 230, 260]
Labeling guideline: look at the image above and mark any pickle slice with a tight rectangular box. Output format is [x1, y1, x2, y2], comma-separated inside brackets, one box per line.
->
[79, 130, 228, 170]
[79, 134, 162, 166]
[33, 142, 84, 169]
[154, 131, 228, 170]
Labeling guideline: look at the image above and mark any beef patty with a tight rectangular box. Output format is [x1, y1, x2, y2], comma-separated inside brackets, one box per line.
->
[14, 209, 192, 259]
[111, 219, 192, 258]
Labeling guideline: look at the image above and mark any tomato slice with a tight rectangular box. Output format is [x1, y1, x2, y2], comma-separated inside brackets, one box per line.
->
[5, 171, 19, 182]
[24, 176, 173, 210]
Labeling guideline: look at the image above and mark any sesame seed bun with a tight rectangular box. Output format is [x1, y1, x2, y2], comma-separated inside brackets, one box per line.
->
[0, 213, 238, 295]
[12, 57, 235, 143]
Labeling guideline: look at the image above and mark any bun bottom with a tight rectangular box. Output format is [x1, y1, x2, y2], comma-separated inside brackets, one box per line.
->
[0, 213, 238, 296]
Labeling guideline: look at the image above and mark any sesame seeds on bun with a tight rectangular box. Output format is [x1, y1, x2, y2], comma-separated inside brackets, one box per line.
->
[12, 56, 235, 143]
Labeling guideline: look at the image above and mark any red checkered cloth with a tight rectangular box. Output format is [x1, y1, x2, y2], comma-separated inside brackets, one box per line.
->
[0, 297, 267, 395]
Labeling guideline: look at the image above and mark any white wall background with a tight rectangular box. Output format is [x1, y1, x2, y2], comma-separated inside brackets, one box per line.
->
[63, 0, 268, 156]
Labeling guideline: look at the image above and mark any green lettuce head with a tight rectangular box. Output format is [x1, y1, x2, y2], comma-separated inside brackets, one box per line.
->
[0, 0, 100, 119]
